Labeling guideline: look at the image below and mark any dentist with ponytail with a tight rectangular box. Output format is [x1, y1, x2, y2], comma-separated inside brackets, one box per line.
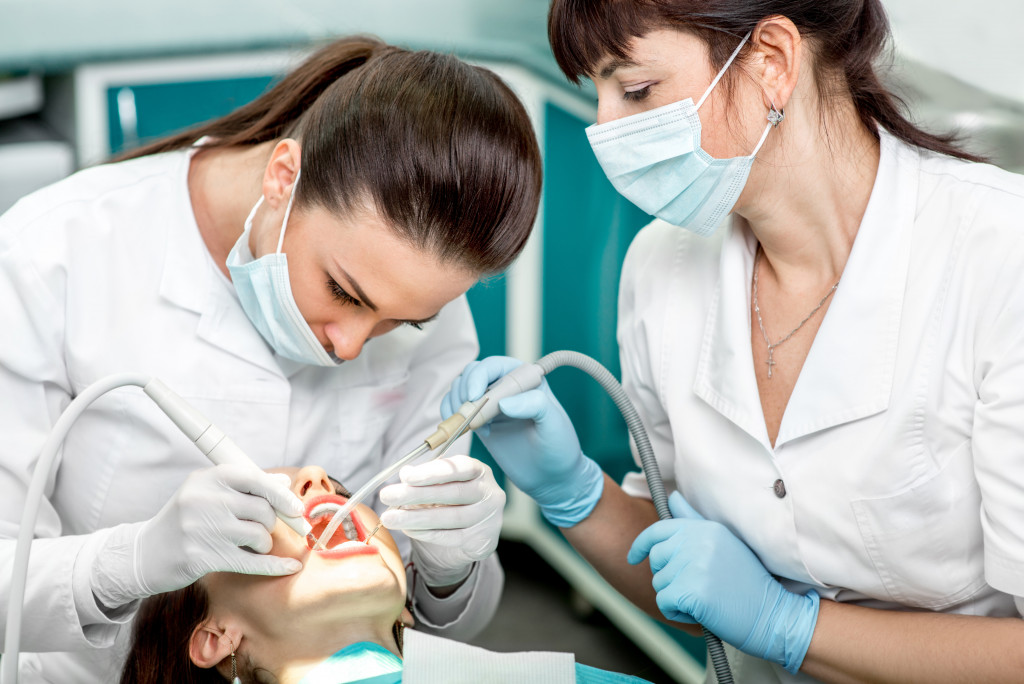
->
[0, 36, 541, 683]
[443, 1, 1024, 681]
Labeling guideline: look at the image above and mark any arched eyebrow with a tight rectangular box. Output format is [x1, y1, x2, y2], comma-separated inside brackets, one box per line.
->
[599, 58, 639, 80]
[335, 265, 378, 311]
[326, 474, 352, 498]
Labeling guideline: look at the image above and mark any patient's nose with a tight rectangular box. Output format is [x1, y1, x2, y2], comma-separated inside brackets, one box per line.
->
[293, 465, 333, 498]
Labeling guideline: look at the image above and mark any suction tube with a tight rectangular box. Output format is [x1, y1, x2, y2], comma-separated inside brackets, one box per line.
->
[531, 351, 733, 684]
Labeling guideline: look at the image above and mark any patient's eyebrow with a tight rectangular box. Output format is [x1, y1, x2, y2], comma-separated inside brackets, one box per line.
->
[327, 474, 352, 498]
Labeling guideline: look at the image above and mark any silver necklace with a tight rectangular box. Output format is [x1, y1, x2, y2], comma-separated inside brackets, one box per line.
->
[752, 249, 840, 379]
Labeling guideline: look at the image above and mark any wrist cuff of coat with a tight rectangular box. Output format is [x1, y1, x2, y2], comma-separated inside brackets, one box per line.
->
[783, 589, 820, 674]
[538, 456, 605, 528]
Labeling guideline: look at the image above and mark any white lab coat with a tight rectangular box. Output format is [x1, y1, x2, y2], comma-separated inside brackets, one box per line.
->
[0, 150, 502, 683]
[617, 129, 1024, 683]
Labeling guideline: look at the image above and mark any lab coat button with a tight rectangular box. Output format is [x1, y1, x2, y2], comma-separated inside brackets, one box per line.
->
[773, 479, 787, 498]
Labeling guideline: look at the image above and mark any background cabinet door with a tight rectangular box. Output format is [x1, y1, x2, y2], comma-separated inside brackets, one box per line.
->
[541, 101, 652, 484]
[69, 50, 302, 166]
[105, 75, 276, 154]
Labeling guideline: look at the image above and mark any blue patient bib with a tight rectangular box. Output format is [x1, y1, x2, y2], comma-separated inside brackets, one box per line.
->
[576, 663, 652, 683]
[298, 642, 402, 684]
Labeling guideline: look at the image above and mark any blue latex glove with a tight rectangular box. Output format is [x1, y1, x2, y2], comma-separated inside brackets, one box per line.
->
[441, 356, 604, 527]
[628, 491, 820, 674]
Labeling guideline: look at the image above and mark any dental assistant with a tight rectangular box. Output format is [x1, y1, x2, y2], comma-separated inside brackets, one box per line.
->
[443, 1, 1024, 682]
[0, 36, 541, 683]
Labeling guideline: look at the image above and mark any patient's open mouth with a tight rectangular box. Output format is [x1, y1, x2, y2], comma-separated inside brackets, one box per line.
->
[304, 495, 377, 558]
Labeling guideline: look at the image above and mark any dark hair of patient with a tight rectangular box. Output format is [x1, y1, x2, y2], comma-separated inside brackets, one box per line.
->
[119, 582, 405, 683]
[119, 583, 226, 684]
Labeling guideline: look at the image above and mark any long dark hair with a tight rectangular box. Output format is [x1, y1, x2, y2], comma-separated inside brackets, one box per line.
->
[119, 583, 224, 684]
[548, 0, 982, 162]
[119, 582, 406, 683]
[120, 35, 542, 273]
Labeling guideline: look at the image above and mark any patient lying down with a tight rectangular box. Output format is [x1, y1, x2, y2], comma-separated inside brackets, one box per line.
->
[120, 466, 410, 684]
[119, 466, 651, 684]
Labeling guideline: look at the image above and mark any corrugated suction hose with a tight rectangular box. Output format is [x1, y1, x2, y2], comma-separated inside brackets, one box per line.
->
[535, 350, 733, 684]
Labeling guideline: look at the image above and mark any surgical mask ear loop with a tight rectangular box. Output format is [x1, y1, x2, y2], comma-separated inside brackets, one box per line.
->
[695, 30, 753, 111]
[746, 97, 785, 160]
[275, 169, 301, 255]
[692, 30, 776, 159]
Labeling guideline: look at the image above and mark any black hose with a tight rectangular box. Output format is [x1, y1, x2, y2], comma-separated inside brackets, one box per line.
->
[536, 350, 734, 684]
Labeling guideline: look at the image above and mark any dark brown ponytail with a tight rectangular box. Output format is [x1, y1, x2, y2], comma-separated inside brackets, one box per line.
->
[549, 0, 984, 162]
[117, 35, 542, 275]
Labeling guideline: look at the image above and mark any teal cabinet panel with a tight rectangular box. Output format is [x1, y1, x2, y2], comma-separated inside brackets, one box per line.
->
[465, 274, 508, 482]
[541, 102, 652, 484]
[105, 75, 277, 154]
[541, 101, 708, 669]
[465, 273, 508, 360]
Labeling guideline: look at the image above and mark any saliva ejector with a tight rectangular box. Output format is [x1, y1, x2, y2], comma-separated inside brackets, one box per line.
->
[336, 398, 487, 548]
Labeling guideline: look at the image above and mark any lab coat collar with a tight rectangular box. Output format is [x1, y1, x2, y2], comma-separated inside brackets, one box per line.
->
[694, 129, 918, 450]
[158, 149, 283, 376]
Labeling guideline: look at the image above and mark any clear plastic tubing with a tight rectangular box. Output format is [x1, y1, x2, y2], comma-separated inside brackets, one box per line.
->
[313, 441, 431, 549]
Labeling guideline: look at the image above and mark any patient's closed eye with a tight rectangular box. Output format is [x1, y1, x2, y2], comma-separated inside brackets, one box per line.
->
[328, 475, 351, 498]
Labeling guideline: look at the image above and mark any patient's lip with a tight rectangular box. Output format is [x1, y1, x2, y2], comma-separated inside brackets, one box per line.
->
[318, 541, 379, 560]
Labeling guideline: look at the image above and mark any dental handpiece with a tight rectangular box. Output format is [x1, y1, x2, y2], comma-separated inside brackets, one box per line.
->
[361, 397, 490, 544]
[143, 379, 316, 545]
[315, 364, 546, 550]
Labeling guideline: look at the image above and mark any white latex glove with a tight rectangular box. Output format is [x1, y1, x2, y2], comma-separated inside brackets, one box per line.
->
[378, 454, 505, 587]
[91, 464, 305, 609]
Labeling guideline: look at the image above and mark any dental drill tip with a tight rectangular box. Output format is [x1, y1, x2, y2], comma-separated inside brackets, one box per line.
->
[307, 532, 319, 548]
[364, 522, 381, 545]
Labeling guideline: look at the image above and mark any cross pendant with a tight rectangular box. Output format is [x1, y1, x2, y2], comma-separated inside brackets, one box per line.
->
[766, 350, 776, 379]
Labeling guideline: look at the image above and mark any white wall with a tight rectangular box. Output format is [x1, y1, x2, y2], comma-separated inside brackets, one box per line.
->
[881, 0, 1024, 171]
[885, 0, 1023, 105]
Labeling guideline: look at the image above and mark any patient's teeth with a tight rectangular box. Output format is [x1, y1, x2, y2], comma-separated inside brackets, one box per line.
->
[343, 517, 357, 541]
[310, 503, 342, 520]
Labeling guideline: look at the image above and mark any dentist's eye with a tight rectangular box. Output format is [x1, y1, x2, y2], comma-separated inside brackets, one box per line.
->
[623, 85, 652, 102]
[327, 278, 361, 306]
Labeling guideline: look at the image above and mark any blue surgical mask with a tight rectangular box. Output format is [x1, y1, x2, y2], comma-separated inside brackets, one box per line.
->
[226, 171, 342, 366]
[586, 32, 776, 237]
